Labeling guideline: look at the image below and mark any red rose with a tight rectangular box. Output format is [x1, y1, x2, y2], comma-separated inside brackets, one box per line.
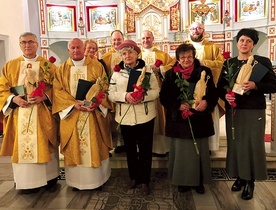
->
[173, 65, 182, 73]
[49, 56, 56, 63]
[155, 59, 163, 67]
[113, 64, 121, 72]
[131, 84, 145, 100]
[30, 81, 47, 97]
[181, 109, 193, 119]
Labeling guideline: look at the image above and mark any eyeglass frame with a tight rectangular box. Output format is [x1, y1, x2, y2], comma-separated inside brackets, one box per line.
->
[19, 40, 37, 46]
[179, 55, 194, 61]
[189, 27, 204, 31]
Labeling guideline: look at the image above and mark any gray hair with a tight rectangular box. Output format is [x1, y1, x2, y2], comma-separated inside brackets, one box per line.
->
[119, 46, 138, 56]
[19, 32, 37, 41]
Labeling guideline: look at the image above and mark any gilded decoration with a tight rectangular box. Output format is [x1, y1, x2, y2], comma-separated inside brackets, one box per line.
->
[141, 13, 163, 39]
[125, 0, 178, 13]
[125, 0, 179, 35]
[126, 6, 135, 33]
[170, 2, 180, 30]
[189, 0, 221, 25]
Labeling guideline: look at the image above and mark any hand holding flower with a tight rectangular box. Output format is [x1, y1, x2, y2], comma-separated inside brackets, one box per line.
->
[179, 103, 193, 119]
[75, 101, 88, 111]
[126, 91, 143, 105]
[28, 81, 47, 104]
[151, 59, 163, 74]
[226, 89, 236, 107]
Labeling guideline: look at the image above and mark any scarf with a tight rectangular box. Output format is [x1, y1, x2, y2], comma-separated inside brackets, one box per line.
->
[180, 63, 194, 79]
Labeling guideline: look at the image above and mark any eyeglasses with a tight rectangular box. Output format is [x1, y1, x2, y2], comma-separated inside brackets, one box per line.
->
[189, 27, 204, 31]
[179, 55, 194, 61]
[20, 40, 37, 46]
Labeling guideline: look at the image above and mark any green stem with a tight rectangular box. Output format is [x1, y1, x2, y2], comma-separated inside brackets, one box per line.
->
[26, 105, 34, 133]
[187, 116, 199, 155]
[231, 107, 235, 140]
[116, 104, 132, 130]
[80, 112, 90, 137]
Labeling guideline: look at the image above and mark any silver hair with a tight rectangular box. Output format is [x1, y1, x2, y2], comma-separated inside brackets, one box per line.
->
[119, 46, 138, 55]
[19, 32, 37, 41]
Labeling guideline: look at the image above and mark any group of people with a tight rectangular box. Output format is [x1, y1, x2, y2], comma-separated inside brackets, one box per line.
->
[0, 22, 275, 200]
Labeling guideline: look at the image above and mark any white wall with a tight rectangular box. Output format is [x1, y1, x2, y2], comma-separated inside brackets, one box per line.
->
[0, 0, 26, 63]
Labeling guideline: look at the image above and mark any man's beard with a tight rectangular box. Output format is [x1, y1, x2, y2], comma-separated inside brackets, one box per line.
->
[190, 33, 203, 42]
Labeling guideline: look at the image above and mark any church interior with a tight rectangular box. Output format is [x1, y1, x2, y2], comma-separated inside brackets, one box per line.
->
[0, 0, 276, 209]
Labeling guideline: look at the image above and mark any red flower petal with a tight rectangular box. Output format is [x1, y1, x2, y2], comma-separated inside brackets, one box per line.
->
[155, 59, 163, 67]
[49, 56, 56, 63]
[173, 66, 181, 73]
[113, 64, 121, 72]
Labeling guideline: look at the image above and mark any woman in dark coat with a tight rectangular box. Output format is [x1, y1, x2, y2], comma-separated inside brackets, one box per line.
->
[160, 43, 218, 194]
[217, 28, 276, 200]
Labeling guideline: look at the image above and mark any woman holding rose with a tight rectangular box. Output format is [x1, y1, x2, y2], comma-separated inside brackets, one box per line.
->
[108, 40, 159, 195]
[160, 43, 218, 194]
[217, 28, 276, 200]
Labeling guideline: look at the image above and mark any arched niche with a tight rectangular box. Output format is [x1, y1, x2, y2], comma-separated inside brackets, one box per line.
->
[49, 41, 69, 64]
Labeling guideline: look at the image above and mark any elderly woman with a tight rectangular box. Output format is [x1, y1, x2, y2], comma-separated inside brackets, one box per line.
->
[160, 43, 218, 194]
[84, 39, 98, 59]
[108, 40, 159, 196]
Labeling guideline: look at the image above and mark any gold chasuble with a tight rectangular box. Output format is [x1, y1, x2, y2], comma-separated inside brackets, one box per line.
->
[141, 50, 169, 136]
[0, 56, 58, 164]
[111, 52, 122, 72]
[101, 48, 122, 76]
[142, 51, 156, 67]
[52, 57, 113, 167]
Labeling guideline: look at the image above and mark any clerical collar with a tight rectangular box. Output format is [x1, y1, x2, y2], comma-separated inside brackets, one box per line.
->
[23, 54, 38, 62]
[72, 57, 85, 66]
[143, 47, 154, 53]
[191, 40, 203, 48]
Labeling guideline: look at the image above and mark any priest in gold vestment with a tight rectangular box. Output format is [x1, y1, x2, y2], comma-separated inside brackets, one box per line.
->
[188, 22, 225, 152]
[140, 30, 176, 156]
[52, 38, 113, 190]
[101, 30, 125, 153]
[101, 30, 124, 77]
[0, 32, 59, 194]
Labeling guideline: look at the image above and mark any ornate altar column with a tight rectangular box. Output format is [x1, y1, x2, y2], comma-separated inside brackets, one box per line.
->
[136, 15, 141, 40]
[119, 0, 126, 33]
[163, 13, 169, 40]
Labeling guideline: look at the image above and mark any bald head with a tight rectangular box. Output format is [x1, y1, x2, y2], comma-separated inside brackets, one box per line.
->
[68, 38, 85, 61]
[141, 30, 154, 49]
